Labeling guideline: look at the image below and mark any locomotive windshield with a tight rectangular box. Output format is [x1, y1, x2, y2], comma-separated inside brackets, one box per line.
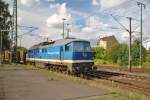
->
[73, 41, 91, 52]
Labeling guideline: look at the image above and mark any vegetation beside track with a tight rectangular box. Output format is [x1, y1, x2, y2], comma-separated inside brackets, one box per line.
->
[92, 39, 150, 68]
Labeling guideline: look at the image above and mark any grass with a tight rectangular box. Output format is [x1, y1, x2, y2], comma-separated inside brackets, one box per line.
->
[143, 62, 150, 68]
[94, 59, 150, 69]
[94, 59, 112, 65]
[104, 92, 146, 100]
[47, 76, 57, 81]
[23, 64, 149, 99]
[65, 92, 147, 100]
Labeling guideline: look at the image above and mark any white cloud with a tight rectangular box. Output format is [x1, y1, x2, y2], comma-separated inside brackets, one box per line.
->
[46, 3, 72, 28]
[46, 0, 55, 2]
[19, 0, 56, 6]
[143, 9, 150, 40]
[20, 0, 43, 6]
[92, 0, 127, 9]
[92, 0, 99, 6]
[20, 0, 35, 6]
[101, 0, 126, 9]
[5, 0, 149, 48]
[82, 16, 109, 33]
[49, 3, 60, 9]
[79, 16, 110, 41]
[46, 14, 62, 28]
[80, 15, 135, 44]
[82, 27, 93, 33]
[18, 17, 22, 25]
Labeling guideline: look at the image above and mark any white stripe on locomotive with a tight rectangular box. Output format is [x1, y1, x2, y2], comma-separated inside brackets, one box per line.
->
[26, 58, 93, 63]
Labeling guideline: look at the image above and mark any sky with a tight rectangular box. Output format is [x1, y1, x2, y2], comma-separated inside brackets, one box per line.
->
[5, 0, 150, 48]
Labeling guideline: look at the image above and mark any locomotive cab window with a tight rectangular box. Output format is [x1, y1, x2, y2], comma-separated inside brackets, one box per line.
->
[74, 41, 91, 52]
[65, 43, 72, 52]
[42, 48, 47, 53]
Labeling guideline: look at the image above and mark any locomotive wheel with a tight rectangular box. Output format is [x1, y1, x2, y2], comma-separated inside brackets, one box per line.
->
[66, 70, 71, 75]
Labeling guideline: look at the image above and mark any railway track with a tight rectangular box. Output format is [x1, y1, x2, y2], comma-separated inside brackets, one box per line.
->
[12, 64, 150, 93]
[27, 64, 150, 93]
[45, 65, 150, 93]
[96, 65, 150, 74]
[87, 71, 150, 93]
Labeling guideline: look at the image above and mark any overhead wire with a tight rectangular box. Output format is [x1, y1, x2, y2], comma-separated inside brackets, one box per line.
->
[97, 0, 145, 36]
[110, 14, 129, 32]
[17, 25, 39, 37]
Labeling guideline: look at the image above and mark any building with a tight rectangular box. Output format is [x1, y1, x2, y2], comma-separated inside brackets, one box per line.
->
[97, 35, 119, 49]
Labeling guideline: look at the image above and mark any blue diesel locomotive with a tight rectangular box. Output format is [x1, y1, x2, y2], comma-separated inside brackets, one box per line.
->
[26, 38, 94, 74]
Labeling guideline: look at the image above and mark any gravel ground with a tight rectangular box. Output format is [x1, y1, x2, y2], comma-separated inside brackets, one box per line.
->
[0, 65, 149, 100]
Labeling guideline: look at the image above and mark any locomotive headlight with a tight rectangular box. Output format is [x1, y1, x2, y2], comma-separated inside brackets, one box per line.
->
[82, 52, 87, 58]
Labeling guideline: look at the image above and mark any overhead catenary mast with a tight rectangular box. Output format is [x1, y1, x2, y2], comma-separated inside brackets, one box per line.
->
[137, 2, 146, 68]
[12, 0, 18, 63]
[66, 23, 70, 38]
[111, 14, 135, 72]
[62, 18, 66, 39]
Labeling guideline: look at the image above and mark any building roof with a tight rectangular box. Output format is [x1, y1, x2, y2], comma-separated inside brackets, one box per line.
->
[99, 35, 117, 42]
[29, 37, 89, 50]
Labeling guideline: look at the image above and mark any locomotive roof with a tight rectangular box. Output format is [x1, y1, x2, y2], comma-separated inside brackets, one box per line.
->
[29, 38, 89, 50]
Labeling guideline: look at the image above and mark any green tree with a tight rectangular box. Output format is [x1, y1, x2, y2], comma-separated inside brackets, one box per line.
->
[0, 0, 12, 51]
[107, 44, 120, 64]
[92, 39, 149, 67]
[107, 44, 128, 66]
[17, 46, 27, 51]
[92, 47, 107, 60]
[145, 49, 150, 66]
[117, 44, 128, 66]
[131, 39, 146, 66]
[92, 47, 109, 64]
